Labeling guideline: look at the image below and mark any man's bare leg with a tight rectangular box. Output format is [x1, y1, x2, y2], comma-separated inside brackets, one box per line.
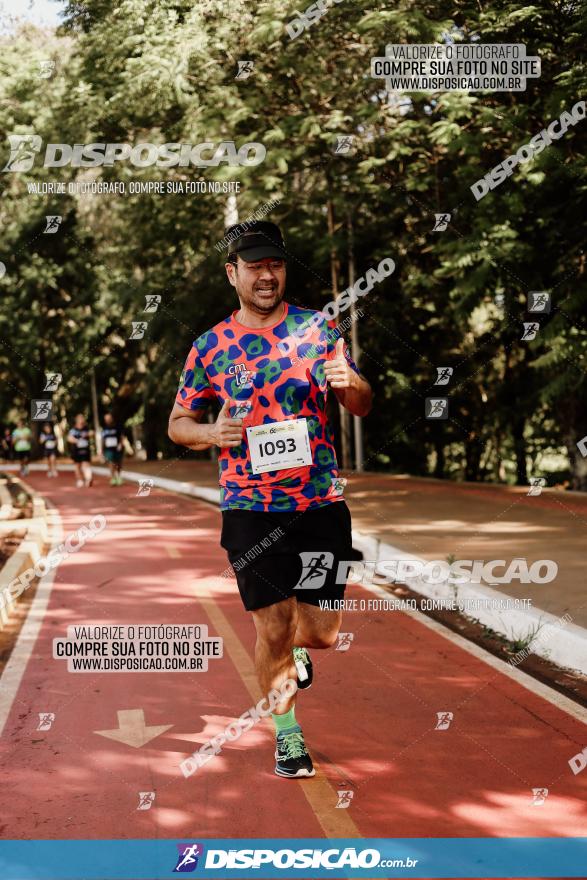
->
[81, 461, 93, 486]
[294, 603, 342, 649]
[251, 598, 315, 777]
[251, 597, 298, 714]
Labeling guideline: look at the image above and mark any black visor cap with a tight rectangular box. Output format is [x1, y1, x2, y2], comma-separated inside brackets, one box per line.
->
[226, 221, 286, 262]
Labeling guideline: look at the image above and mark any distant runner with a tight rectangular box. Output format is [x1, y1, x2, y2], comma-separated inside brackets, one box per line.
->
[12, 420, 32, 477]
[68, 414, 93, 488]
[169, 221, 372, 778]
[1, 428, 13, 461]
[39, 422, 58, 477]
[101, 413, 124, 486]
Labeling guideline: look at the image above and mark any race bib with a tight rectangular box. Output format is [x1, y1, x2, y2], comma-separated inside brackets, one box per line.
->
[44, 440, 56, 450]
[246, 418, 312, 475]
[104, 436, 118, 448]
[77, 438, 89, 448]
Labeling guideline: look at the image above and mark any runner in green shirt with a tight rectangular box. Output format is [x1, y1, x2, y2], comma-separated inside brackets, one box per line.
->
[12, 421, 32, 477]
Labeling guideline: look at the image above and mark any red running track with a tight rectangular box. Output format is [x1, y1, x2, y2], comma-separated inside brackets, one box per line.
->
[0, 471, 585, 878]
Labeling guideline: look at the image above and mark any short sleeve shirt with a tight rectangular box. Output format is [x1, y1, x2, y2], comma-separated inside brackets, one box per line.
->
[102, 425, 122, 449]
[12, 428, 32, 452]
[175, 302, 359, 512]
[40, 431, 57, 451]
[69, 427, 90, 449]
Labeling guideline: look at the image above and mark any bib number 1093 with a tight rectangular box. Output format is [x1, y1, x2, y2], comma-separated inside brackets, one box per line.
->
[258, 437, 296, 458]
[247, 418, 312, 475]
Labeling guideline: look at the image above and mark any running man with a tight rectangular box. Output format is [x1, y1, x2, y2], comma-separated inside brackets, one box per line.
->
[12, 420, 32, 477]
[39, 423, 58, 477]
[67, 414, 93, 488]
[169, 221, 372, 778]
[101, 413, 124, 486]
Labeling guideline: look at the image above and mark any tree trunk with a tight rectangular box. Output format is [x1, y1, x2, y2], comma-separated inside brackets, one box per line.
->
[347, 211, 364, 472]
[512, 417, 527, 485]
[327, 197, 352, 470]
[143, 398, 160, 461]
[433, 439, 445, 478]
[464, 433, 481, 482]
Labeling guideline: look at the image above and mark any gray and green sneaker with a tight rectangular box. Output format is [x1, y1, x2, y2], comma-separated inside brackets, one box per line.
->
[275, 729, 315, 778]
[293, 647, 313, 690]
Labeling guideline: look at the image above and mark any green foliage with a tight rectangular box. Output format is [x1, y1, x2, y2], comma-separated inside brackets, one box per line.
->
[0, 0, 585, 482]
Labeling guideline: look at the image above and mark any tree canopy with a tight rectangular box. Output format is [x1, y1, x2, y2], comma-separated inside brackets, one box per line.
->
[1, 0, 586, 486]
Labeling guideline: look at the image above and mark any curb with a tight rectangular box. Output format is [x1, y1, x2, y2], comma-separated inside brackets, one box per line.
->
[0, 478, 51, 629]
[351, 532, 587, 676]
[0, 476, 13, 520]
[0, 502, 63, 737]
[90, 466, 587, 677]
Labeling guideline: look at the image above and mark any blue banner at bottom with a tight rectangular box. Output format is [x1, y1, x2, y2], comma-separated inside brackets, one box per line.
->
[0, 838, 585, 879]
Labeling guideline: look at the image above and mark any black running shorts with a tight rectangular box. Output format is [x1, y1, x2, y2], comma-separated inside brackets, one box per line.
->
[220, 501, 354, 611]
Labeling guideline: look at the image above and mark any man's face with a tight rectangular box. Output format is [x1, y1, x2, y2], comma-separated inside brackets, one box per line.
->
[104, 414, 113, 425]
[225, 256, 286, 315]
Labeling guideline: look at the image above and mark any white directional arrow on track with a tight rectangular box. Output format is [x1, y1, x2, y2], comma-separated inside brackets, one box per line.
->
[95, 709, 173, 748]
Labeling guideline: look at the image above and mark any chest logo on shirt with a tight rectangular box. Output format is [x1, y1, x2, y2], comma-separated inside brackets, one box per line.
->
[228, 362, 256, 388]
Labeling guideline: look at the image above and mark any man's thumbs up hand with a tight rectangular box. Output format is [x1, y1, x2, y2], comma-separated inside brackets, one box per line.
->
[324, 337, 355, 389]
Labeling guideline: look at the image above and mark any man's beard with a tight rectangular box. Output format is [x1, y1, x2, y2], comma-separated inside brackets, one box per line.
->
[241, 282, 285, 314]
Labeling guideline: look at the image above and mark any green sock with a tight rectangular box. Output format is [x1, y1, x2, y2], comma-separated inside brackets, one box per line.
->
[272, 706, 300, 736]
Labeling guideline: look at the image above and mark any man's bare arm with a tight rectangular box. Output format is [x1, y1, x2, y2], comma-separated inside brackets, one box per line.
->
[168, 401, 244, 451]
[324, 338, 373, 417]
[332, 372, 373, 418]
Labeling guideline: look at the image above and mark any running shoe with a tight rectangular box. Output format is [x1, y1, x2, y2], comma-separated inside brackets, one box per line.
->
[293, 647, 313, 690]
[274, 730, 315, 778]
[76, 479, 84, 488]
[110, 477, 117, 486]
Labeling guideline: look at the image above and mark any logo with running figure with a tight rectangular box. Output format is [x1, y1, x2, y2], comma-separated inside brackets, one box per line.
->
[31, 400, 53, 420]
[294, 551, 334, 589]
[173, 843, 204, 872]
[528, 291, 551, 314]
[235, 60, 254, 80]
[137, 791, 155, 811]
[432, 213, 451, 232]
[44, 372, 62, 391]
[37, 712, 55, 731]
[434, 367, 453, 386]
[425, 398, 448, 419]
[521, 322, 540, 341]
[435, 711, 453, 730]
[137, 479, 154, 497]
[2, 134, 43, 172]
[44, 215, 62, 234]
[336, 632, 354, 652]
[332, 135, 356, 155]
[336, 789, 354, 808]
[129, 321, 149, 340]
[144, 294, 161, 313]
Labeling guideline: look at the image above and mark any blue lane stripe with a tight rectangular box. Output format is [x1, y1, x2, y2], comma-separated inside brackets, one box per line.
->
[0, 838, 585, 879]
